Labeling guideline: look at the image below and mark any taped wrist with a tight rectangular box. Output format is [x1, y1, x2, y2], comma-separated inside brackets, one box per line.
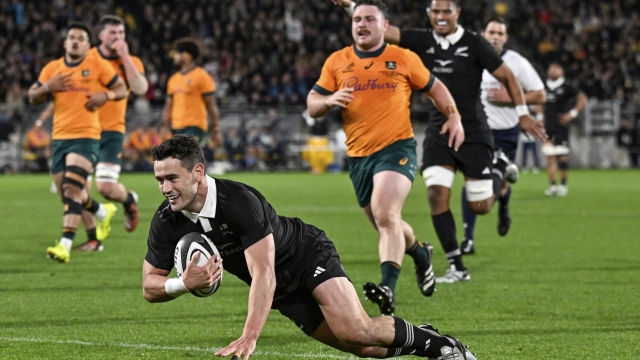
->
[165, 278, 189, 297]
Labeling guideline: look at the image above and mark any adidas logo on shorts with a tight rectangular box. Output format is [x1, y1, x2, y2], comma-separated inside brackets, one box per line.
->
[314, 266, 326, 277]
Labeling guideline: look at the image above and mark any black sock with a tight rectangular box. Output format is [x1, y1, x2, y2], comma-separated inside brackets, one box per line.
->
[62, 227, 77, 241]
[431, 211, 464, 270]
[491, 173, 502, 198]
[380, 261, 401, 293]
[86, 227, 97, 241]
[405, 241, 428, 266]
[551, 180, 557, 186]
[461, 188, 477, 240]
[498, 186, 511, 217]
[84, 196, 100, 213]
[561, 178, 567, 185]
[390, 317, 450, 358]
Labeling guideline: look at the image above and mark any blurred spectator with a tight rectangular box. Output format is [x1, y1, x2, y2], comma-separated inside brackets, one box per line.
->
[24, 123, 51, 172]
[124, 125, 153, 171]
[616, 115, 639, 167]
[224, 127, 246, 169]
[0, 112, 16, 173]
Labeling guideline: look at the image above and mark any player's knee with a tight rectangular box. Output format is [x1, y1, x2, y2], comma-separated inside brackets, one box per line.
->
[558, 159, 569, 170]
[62, 196, 83, 216]
[61, 165, 89, 200]
[468, 199, 492, 215]
[465, 180, 493, 203]
[422, 166, 454, 189]
[96, 181, 116, 199]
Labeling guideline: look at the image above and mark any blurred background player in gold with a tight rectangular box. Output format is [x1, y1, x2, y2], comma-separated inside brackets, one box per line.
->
[162, 38, 222, 148]
[27, 22, 127, 263]
[73, 15, 149, 252]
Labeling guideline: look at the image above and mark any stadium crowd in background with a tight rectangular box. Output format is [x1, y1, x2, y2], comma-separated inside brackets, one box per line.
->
[1, 0, 639, 112]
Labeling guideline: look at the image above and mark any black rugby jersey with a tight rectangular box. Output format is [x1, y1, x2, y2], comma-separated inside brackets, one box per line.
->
[400, 27, 503, 146]
[145, 177, 310, 295]
[543, 79, 580, 129]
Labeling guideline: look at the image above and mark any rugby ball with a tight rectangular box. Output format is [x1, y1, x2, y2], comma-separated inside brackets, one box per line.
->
[174, 232, 222, 297]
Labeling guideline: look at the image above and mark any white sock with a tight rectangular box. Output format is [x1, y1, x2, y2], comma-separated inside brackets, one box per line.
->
[95, 204, 107, 221]
[60, 237, 73, 252]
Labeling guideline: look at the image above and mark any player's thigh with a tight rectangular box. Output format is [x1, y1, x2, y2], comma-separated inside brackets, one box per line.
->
[458, 143, 494, 181]
[98, 131, 124, 165]
[370, 139, 417, 212]
[174, 127, 207, 146]
[53, 139, 99, 174]
[347, 155, 376, 208]
[313, 277, 371, 334]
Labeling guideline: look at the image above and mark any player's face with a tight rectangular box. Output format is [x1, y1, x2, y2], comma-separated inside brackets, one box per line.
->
[352, 5, 388, 51]
[154, 157, 202, 213]
[427, 1, 460, 36]
[99, 24, 126, 50]
[547, 64, 563, 80]
[173, 51, 185, 66]
[483, 22, 508, 53]
[64, 28, 91, 59]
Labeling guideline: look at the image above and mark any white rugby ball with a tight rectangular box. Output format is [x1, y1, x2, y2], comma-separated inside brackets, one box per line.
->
[174, 232, 222, 297]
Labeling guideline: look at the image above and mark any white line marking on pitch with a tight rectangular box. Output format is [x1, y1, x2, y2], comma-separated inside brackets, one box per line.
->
[0, 337, 358, 359]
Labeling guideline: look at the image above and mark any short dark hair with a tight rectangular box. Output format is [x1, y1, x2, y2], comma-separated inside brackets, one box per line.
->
[354, 0, 389, 20]
[98, 15, 124, 33]
[152, 135, 205, 171]
[427, 0, 460, 9]
[67, 22, 92, 43]
[173, 38, 200, 60]
[484, 17, 507, 31]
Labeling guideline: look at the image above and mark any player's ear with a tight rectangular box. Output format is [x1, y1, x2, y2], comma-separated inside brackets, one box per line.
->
[194, 162, 205, 181]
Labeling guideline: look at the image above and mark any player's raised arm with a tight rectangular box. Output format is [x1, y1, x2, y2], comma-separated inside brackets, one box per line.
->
[112, 40, 149, 96]
[28, 73, 72, 106]
[215, 234, 277, 360]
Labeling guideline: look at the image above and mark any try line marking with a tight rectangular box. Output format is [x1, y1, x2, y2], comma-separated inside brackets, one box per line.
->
[0, 337, 358, 359]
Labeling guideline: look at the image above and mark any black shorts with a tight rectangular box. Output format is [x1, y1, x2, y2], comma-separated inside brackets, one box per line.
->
[273, 226, 349, 336]
[421, 140, 494, 180]
[545, 125, 570, 147]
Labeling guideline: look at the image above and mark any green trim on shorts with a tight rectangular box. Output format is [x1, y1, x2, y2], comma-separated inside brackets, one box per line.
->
[347, 138, 417, 208]
[51, 139, 99, 174]
[99, 131, 124, 165]
[173, 127, 208, 147]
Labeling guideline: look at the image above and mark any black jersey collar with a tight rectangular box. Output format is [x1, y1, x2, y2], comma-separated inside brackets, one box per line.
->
[181, 175, 217, 222]
[354, 42, 387, 59]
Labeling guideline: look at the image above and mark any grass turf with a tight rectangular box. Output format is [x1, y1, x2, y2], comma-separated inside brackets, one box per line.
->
[0, 170, 638, 359]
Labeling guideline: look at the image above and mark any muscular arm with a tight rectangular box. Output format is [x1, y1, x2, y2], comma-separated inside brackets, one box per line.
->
[142, 260, 175, 303]
[574, 92, 588, 113]
[204, 94, 221, 135]
[28, 83, 50, 106]
[108, 77, 128, 100]
[121, 56, 148, 96]
[492, 63, 527, 106]
[525, 89, 546, 105]
[425, 78, 456, 114]
[162, 96, 173, 127]
[307, 88, 354, 118]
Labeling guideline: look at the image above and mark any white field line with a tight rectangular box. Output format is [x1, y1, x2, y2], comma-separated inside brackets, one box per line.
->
[0, 336, 358, 359]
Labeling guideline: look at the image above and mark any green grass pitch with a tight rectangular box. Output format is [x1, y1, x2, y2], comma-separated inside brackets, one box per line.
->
[0, 170, 638, 359]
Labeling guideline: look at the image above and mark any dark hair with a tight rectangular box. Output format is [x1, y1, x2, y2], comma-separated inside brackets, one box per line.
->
[354, 0, 389, 20]
[484, 17, 507, 31]
[427, 0, 460, 8]
[173, 38, 200, 60]
[152, 135, 205, 171]
[98, 15, 124, 33]
[67, 22, 92, 43]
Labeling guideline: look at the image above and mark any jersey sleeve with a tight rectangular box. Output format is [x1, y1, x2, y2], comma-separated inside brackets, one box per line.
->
[200, 70, 216, 96]
[405, 49, 435, 92]
[476, 36, 503, 74]
[399, 28, 427, 53]
[36, 62, 56, 86]
[97, 57, 120, 88]
[312, 54, 337, 95]
[516, 56, 544, 92]
[224, 188, 274, 250]
[132, 56, 145, 74]
[144, 204, 177, 271]
[567, 84, 580, 99]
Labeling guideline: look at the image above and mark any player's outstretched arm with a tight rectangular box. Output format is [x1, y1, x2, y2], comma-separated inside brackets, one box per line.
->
[215, 234, 277, 360]
[331, 0, 401, 44]
[425, 78, 464, 150]
[306, 88, 354, 118]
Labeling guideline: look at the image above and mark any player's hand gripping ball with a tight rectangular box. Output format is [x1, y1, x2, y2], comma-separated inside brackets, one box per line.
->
[174, 232, 222, 297]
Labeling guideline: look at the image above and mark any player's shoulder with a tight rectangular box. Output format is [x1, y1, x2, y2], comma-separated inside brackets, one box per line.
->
[403, 27, 433, 36]
[386, 44, 419, 60]
[43, 57, 65, 70]
[151, 200, 177, 225]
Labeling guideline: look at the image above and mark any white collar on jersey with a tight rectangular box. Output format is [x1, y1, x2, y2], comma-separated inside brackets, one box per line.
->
[181, 175, 217, 223]
[546, 77, 565, 91]
[433, 25, 464, 50]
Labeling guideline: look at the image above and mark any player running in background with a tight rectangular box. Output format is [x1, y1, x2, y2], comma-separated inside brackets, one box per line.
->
[309, 0, 463, 315]
[162, 38, 222, 148]
[28, 22, 127, 263]
[74, 15, 149, 252]
[459, 18, 547, 255]
[142, 134, 476, 360]
[539, 62, 587, 197]
[334, 0, 547, 283]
